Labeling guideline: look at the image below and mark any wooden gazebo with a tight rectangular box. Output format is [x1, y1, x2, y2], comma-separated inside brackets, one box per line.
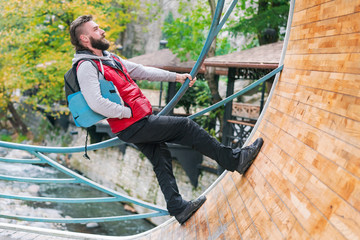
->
[204, 41, 283, 148]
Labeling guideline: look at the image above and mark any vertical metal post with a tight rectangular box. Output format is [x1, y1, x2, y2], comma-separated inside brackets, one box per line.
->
[222, 67, 236, 147]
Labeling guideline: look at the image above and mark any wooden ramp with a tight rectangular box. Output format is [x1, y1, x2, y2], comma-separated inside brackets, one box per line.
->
[136, 0, 360, 239]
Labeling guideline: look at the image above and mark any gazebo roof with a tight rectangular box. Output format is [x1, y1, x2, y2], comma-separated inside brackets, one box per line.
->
[204, 41, 283, 69]
[127, 49, 204, 73]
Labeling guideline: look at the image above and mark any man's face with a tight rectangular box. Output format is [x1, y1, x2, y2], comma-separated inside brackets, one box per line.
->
[81, 20, 110, 50]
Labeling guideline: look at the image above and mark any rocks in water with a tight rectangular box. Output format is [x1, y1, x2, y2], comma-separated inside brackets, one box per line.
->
[27, 184, 40, 195]
[86, 222, 99, 228]
[124, 204, 136, 213]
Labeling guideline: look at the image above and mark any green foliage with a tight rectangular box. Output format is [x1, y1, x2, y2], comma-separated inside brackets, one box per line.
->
[228, 0, 290, 47]
[174, 79, 211, 115]
[136, 80, 162, 90]
[0, 133, 27, 143]
[0, 134, 12, 142]
[0, 0, 144, 111]
[162, 0, 212, 62]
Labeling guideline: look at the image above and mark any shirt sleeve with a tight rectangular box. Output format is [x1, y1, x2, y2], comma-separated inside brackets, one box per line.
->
[121, 58, 177, 82]
[77, 61, 132, 119]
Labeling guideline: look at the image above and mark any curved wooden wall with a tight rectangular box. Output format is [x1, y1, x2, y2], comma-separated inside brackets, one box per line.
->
[135, 0, 360, 239]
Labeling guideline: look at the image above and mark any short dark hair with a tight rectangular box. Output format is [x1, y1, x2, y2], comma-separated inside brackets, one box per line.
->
[69, 15, 93, 51]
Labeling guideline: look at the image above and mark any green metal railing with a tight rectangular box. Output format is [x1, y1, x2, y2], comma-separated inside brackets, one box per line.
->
[0, 0, 284, 225]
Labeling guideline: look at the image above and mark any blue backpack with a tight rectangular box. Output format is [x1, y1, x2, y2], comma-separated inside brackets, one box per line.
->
[64, 60, 121, 128]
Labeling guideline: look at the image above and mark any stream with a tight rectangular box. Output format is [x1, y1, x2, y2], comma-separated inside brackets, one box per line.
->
[0, 159, 155, 236]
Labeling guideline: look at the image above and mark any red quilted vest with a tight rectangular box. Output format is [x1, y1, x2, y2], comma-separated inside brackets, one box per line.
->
[92, 57, 152, 133]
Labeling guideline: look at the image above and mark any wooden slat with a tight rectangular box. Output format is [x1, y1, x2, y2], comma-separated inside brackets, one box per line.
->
[232, 173, 284, 239]
[284, 53, 360, 74]
[276, 80, 360, 122]
[246, 161, 298, 237]
[253, 142, 347, 239]
[258, 118, 360, 238]
[269, 93, 360, 178]
[265, 101, 360, 209]
[279, 69, 360, 98]
[293, 0, 333, 13]
[227, 119, 256, 127]
[182, 211, 197, 239]
[221, 175, 261, 239]
[205, 193, 223, 239]
[270, 90, 360, 152]
[289, 11, 360, 40]
[195, 203, 210, 239]
[287, 33, 360, 55]
[292, 0, 359, 26]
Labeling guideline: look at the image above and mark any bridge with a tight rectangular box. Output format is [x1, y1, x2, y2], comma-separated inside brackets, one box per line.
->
[1, 0, 359, 239]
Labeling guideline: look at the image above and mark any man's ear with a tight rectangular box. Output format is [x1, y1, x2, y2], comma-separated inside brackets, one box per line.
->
[80, 34, 89, 44]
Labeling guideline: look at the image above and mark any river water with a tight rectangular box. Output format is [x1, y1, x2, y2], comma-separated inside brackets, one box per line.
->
[0, 160, 155, 236]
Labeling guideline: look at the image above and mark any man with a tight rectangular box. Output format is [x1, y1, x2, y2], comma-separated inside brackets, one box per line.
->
[69, 15, 264, 225]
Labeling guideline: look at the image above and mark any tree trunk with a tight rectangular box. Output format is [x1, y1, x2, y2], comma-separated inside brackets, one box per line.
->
[7, 102, 28, 136]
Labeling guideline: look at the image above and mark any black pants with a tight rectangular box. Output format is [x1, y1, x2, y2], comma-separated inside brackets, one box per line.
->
[117, 115, 238, 215]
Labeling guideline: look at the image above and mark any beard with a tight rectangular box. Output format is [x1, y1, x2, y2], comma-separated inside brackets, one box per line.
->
[90, 36, 110, 51]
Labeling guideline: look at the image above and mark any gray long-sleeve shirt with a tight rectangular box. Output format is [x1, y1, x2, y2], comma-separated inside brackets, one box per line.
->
[73, 51, 176, 120]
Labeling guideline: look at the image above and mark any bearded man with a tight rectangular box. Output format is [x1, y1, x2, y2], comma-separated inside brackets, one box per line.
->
[68, 15, 263, 225]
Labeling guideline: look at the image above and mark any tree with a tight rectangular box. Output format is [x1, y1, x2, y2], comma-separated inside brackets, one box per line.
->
[229, 0, 290, 47]
[0, 0, 143, 134]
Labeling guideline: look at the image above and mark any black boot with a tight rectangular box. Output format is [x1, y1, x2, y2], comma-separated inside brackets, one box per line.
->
[175, 195, 206, 224]
[236, 138, 264, 174]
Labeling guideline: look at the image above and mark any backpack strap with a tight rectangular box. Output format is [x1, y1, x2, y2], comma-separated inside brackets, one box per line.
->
[109, 53, 132, 82]
[73, 59, 99, 90]
[74, 59, 99, 161]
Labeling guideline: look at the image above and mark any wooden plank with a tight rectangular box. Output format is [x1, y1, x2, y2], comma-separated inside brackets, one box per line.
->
[270, 90, 360, 150]
[258, 119, 360, 238]
[220, 174, 261, 239]
[267, 93, 360, 178]
[289, 11, 360, 41]
[172, 220, 183, 240]
[287, 221, 312, 240]
[227, 119, 255, 127]
[232, 173, 284, 239]
[252, 141, 346, 239]
[162, 221, 175, 240]
[205, 191, 224, 239]
[223, 221, 241, 240]
[292, 0, 360, 26]
[264, 104, 360, 211]
[287, 33, 360, 55]
[149, 222, 164, 240]
[283, 53, 360, 74]
[246, 162, 298, 236]
[275, 80, 360, 122]
[294, 0, 333, 13]
[194, 203, 210, 240]
[182, 210, 197, 240]
[279, 69, 360, 98]
[213, 183, 239, 237]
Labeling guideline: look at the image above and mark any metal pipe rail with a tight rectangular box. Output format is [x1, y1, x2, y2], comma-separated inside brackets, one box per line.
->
[159, 0, 239, 116]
